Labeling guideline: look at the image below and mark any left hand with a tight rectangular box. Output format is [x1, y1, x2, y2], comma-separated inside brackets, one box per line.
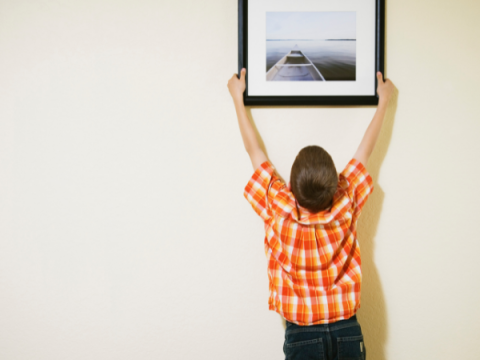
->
[228, 68, 246, 102]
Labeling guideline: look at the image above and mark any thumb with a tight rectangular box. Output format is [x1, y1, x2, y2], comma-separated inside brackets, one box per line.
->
[376, 71, 384, 83]
[240, 68, 246, 81]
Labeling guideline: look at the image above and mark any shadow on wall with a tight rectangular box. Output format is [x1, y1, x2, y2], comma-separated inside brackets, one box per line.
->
[357, 88, 399, 360]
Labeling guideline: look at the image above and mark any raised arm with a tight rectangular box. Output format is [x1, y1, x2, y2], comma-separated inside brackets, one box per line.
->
[354, 72, 395, 166]
[228, 68, 268, 170]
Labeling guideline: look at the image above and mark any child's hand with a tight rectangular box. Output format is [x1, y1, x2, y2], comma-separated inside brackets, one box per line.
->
[376, 71, 395, 103]
[228, 68, 246, 102]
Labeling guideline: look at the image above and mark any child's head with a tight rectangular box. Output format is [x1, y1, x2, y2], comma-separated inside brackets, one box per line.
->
[290, 146, 338, 213]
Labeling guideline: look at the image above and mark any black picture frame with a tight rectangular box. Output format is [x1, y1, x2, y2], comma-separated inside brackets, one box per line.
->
[238, 0, 385, 106]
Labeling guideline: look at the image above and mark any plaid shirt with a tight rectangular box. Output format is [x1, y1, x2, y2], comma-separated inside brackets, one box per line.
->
[244, 159, 373, 325]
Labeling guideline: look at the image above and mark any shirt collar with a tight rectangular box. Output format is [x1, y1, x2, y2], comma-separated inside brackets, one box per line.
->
[276, 188, 350, 225]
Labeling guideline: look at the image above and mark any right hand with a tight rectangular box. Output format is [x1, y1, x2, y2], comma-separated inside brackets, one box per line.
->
[376, 71, 394, 103]
[228, 68, 246, 102]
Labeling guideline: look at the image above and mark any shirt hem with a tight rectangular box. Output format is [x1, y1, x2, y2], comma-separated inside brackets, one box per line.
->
[270, 306, 360, 326]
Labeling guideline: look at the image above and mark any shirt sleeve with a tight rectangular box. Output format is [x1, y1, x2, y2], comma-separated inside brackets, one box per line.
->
[340, 159, 374, 213]
[244, 161, 285, 221]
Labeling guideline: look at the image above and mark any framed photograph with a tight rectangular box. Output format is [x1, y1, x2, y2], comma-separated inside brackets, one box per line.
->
[238, 0, 385, 106]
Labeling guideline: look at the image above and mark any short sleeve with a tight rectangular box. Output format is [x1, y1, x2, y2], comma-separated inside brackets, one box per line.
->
[244, 161, 284, 221]
[340, 159, 374, 213]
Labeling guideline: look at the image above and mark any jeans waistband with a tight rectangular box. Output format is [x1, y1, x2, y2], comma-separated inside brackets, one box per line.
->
[286, 315, 360, 334]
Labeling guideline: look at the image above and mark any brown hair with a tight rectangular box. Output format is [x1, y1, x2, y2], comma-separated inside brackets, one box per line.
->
[290, 146, 338, 213]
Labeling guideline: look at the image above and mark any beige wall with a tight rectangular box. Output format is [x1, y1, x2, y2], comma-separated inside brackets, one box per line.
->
[1, 0, 479, 359]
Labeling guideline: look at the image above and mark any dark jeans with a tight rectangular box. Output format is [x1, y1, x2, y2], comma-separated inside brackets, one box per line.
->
[284, 315, 366, 360]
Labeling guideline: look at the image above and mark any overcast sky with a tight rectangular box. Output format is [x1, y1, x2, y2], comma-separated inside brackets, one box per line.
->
[266, 12, 356, 40]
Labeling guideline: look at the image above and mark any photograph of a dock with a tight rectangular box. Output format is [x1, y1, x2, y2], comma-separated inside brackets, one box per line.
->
[266, 12, 357, 82]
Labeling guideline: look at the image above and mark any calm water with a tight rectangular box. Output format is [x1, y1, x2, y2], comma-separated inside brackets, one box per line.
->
[266, 40, 356, 81]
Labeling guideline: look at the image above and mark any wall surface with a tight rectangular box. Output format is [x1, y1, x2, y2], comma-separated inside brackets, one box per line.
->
[1, 0, 479, 359]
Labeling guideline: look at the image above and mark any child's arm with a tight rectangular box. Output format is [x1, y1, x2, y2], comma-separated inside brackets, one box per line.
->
[354, 72, 395, 166]
[228, 68, 268, 170]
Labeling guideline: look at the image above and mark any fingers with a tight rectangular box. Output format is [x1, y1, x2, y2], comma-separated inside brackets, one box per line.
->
[240, 68, 246, 81]
[377, 72, 385, 84]
[229, 69, 246, 83]
[376, 71, 384, 83]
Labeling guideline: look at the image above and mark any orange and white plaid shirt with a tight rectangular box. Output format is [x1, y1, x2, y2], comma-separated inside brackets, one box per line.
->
[244, 159, 373, 325]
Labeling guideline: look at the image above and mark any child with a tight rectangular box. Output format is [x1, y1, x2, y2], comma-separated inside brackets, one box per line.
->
[227, 69, 394, 360]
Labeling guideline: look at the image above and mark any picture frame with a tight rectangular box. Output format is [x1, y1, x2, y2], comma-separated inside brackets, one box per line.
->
[238, 0, 385, 106]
